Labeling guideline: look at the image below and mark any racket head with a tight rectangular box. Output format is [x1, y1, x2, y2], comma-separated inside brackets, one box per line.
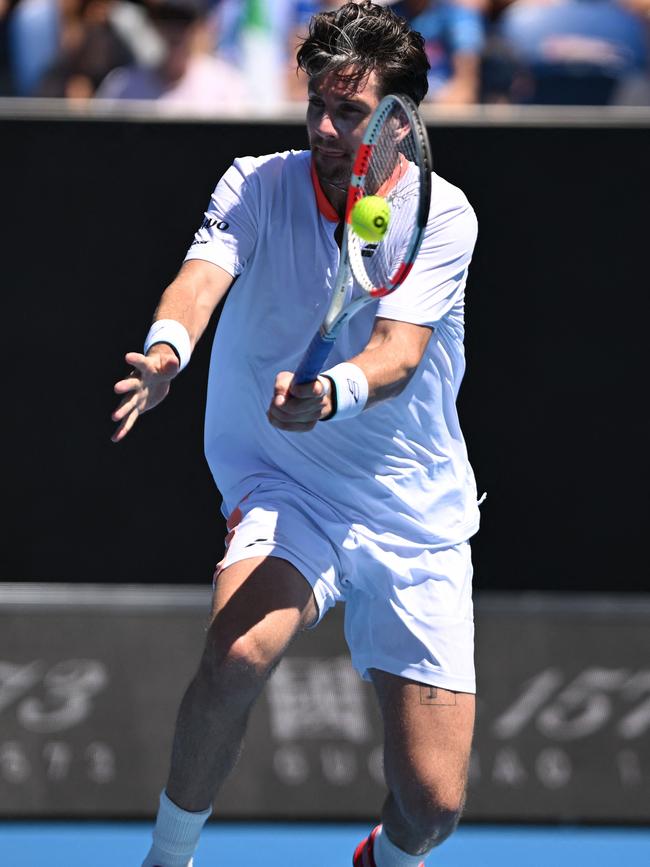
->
[345, 94, 432, 298]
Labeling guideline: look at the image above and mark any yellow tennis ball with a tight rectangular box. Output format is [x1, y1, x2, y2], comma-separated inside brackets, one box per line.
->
[350, 195, 391, 243]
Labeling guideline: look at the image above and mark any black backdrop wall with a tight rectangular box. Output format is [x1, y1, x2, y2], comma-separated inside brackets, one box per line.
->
[1, 114, 648, 590]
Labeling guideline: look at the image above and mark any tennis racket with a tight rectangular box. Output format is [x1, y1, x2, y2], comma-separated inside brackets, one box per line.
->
[294, 93, 432, 385]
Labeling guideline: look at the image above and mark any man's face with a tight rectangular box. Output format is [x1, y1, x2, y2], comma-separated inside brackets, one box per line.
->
[307, 68, 383, 191]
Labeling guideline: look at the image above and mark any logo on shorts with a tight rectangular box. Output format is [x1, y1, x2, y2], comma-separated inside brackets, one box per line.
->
[347, 378, 360, 403]
[245, 538, 269, 548]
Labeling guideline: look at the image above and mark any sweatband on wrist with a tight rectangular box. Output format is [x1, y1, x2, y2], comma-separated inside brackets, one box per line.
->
[321, 362, 368, 421]
[144, 319, 192, 371]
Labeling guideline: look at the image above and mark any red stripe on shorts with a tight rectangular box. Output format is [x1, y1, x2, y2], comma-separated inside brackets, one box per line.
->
[212, 500, 247, 586]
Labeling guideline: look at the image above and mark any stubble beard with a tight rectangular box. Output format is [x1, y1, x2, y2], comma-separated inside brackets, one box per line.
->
[313, 150, 351, 193]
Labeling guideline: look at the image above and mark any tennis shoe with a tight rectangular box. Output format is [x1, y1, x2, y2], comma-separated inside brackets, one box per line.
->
[353, 825, 379, 867]
[353, 826, 424, 867]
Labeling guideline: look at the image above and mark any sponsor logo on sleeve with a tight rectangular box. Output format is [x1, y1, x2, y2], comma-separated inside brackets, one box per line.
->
[192, 216, 230, 246]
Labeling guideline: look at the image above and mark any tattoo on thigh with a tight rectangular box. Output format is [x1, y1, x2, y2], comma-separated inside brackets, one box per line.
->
[419, 685, 457, 706]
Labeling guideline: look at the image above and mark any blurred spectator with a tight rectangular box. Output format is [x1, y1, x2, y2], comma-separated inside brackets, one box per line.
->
[9, 0, 164, 98]
[96, 0, 248, 109]
[7, 0, 59, 94]
[390, 0, 485, 104]
[0, 0, 17, 93]
[211, 0, 294, 106]
[607, 0, 650, 103]
[4, 0, 647, 107]
[484, 0, 650, 105]
[285, 1, 344, 101]
[36, 1, 135, 98]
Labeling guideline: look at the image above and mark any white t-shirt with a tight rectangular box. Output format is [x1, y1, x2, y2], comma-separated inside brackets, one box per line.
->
[184, 149, 480, 549]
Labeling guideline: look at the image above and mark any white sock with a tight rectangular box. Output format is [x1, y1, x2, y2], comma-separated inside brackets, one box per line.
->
[373, 825, 427, 867]
[141, 790, 212, 867]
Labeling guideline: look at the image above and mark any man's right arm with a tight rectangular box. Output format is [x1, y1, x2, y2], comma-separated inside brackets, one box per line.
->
[111, 259, 234, 443]
[152, 259, 234, 350]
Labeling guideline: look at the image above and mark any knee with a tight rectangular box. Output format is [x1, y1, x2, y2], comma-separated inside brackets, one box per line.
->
[198, 627, 277, 700]
[394, 779, 466, 846]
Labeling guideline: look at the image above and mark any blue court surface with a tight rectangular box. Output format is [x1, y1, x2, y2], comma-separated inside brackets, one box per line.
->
[2, 822, 650, 867]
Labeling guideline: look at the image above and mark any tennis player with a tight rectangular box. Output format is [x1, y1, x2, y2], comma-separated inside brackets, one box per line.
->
[112, 3, 481, 866]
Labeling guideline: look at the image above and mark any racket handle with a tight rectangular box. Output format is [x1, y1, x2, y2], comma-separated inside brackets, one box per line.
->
[294, 332, 335, 384]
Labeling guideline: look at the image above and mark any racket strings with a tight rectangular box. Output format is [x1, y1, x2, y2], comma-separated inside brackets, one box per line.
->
[358, 107, 422, 292]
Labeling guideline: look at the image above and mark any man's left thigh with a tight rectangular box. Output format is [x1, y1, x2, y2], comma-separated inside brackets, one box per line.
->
[343, 540, 476, 693]
[370, 669, 475, 810]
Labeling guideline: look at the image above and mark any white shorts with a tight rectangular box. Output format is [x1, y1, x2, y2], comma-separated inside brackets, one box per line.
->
[215, 479, 475, 694]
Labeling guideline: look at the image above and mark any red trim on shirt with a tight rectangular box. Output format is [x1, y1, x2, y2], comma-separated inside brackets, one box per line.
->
[310, 158, 339, 223]
[310, 152, 409, 224]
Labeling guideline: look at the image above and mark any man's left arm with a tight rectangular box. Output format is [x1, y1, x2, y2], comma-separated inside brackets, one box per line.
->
[269, 187, 478, 432]
[267, 317, 432, 432]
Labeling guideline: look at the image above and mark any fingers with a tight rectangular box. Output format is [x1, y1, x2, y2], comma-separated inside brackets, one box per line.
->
[113, 372, 141, 395]
[111, 390, 139, 423]
[117, 350, 179, 386]
[111, 386, 142, 442]
[271, 371, 294, 409]
[111, 353, 147, 442]
[269, 399, 322, 427]
[273, 372, 327, 403]
[111, 348, 178, 442]
[111, 407, 139, 443]
[271, 390, 322, 416]
[289, 378, 329, 400]
[124, 351, 148, 371]
[268, 371, 332, 431]
[113, 353, 146, 395]
[267, 399, 320, 430]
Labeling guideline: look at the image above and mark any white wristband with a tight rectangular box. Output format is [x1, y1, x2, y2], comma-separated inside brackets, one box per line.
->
[144, 319, 192, 371]
[322, 362, 369, 421]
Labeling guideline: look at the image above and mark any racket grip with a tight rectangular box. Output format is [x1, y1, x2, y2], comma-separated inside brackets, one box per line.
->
[294, 332, 335, 384]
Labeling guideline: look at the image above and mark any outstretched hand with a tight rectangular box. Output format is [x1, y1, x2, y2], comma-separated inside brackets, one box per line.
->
[267, 371, 333, 432]
[111, 347, 180, 442]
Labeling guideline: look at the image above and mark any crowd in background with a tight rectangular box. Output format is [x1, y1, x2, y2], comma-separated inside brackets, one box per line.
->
[1, 0, 649, 106]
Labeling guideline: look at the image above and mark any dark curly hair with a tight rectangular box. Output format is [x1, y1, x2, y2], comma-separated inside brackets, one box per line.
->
[296, 1, 429, 104]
